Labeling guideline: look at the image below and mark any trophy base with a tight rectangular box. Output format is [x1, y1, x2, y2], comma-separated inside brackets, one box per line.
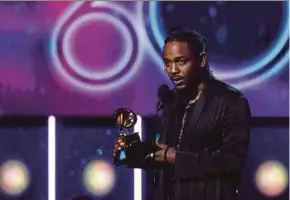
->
[113, 132, 141, 167]
[113, 149, 127, 167]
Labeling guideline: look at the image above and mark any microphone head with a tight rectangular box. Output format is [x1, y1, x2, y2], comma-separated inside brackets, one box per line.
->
[156, 84, 173, 112]
[157, 84, 171, 101]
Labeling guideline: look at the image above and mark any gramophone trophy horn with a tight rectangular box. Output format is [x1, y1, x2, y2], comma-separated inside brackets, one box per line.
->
[113, 108, 141, 166]
[113, 108, 137, 131]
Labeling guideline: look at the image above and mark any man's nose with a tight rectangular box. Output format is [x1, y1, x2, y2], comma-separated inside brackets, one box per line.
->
[170, 64, 179, 74]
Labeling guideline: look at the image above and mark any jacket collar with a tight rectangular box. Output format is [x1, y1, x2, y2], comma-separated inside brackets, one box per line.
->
[191, 77, 221, 125]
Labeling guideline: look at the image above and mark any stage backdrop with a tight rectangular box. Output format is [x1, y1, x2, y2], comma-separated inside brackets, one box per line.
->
[0, 1, 288, 116]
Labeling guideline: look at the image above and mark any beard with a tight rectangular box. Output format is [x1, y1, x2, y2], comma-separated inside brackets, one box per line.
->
[176, 67, 208, 102]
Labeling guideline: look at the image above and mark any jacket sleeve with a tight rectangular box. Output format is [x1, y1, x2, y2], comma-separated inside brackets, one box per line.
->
[174, 97, 251, 180]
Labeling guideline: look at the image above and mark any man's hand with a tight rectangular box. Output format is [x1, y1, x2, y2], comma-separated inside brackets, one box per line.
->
[155, 142, 176, 164]
[112, 137, 126, 157]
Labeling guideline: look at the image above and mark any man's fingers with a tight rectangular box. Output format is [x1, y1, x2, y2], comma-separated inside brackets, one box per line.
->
[117, 138, 126, 147]
[155, 142, 161, 148]
[119, 141, 126, 147]
[117, 139, 123, 143]
[113, 138, 126, 157]
[155, 150, 164, 157]
[155, 155, 162, 162]
[156, 142, 167, 149]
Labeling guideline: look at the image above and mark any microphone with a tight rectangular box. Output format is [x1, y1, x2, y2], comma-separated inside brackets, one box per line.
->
[156, 84, 171, 114]
[149, 84, 172, 200]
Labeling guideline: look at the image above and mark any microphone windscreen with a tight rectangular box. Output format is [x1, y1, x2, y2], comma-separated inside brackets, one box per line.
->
[157, 84, 170, 101]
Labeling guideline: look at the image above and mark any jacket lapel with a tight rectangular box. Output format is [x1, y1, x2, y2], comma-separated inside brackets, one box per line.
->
[162, 78, 220, 142]
[190, 78, 219, 128]
[191, 92, 207, 127]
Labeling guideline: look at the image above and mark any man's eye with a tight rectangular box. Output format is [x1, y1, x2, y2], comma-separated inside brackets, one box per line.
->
[164, 61, 171, 67]
[178, 60, 186, 65]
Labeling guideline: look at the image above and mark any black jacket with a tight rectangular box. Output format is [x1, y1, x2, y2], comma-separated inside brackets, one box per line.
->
[128, 79, 251, 200]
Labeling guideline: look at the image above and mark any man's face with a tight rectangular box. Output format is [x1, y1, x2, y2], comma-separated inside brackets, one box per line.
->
[162, 41, 200, 90]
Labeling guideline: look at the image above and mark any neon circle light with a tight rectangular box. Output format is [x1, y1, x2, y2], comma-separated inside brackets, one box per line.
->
[50, 2, 143, 92]
[62, 13, 133, 80]
[137, 1, 289, 89]
[233, 53, 288, 89]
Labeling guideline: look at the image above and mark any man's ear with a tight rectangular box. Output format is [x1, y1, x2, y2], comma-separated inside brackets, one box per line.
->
[199, 52, 207, 68]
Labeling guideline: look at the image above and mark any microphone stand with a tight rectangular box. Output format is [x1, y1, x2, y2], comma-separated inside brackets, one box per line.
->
[151, 93, 179, 200]
[151, 106, 160, 200]
[151, 103, 172, 200]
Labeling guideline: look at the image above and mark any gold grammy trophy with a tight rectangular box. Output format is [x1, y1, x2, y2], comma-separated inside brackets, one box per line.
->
[112, 108, 142, 167]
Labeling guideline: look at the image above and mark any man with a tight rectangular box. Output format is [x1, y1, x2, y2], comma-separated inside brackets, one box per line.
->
[113, 29, 251, 200]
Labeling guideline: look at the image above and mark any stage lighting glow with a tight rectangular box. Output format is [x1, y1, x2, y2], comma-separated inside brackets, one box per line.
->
[255, 160, 288, 197]
[0, 160, 30, 196]
[62, 12, 133, 80]
[82, 160, 116, 196]
[138, 1, 289, 87]
[50, 1, 144, 93]
[233, 52, 289, 89]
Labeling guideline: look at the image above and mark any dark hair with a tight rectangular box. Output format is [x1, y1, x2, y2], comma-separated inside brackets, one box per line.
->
[164, 28, 208, 55]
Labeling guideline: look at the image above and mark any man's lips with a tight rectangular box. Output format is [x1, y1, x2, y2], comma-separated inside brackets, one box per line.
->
[172, 77, 184, 85]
